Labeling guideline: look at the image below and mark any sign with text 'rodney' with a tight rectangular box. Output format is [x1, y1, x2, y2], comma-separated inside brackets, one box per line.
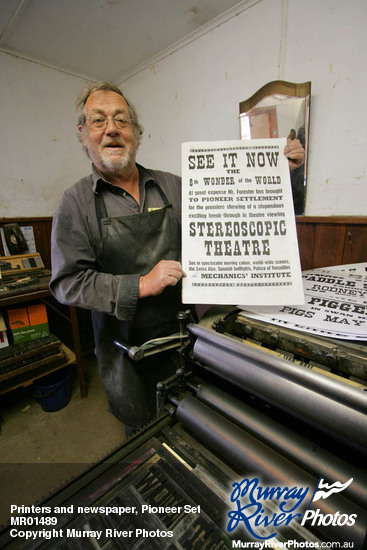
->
[181, 138, 304, 306]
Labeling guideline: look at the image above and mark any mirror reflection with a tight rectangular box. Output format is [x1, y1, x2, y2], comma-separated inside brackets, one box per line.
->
[239, 81, 311, 215]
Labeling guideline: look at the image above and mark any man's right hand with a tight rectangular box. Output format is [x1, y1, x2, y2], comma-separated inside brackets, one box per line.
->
[139, 260, 184, 298]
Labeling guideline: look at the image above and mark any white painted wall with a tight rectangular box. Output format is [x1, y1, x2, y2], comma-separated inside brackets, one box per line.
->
[1, 0, 366, 217]
[285, 0, 367, 214]
[122, 0, 367, 216]
[0, 52, 90, 217]
[123, 0, 283, 174]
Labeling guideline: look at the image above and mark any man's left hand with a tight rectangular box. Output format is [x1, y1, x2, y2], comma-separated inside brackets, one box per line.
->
[284, 138, 305, 171]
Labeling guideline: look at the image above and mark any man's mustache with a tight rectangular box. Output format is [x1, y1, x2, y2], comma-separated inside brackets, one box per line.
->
[101, 140, 125, 148]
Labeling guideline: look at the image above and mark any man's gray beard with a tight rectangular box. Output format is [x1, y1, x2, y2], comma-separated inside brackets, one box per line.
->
[82, 131, 135, 176]
[99, 148, 134, 176]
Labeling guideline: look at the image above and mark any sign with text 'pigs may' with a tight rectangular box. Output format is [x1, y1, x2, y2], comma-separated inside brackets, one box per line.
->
[181, 139, 304, 305]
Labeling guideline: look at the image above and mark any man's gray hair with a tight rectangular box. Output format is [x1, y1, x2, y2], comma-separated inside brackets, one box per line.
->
[76, 81, 143, 147]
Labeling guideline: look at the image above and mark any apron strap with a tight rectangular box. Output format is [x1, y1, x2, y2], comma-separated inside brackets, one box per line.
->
[95, 192, 108, 236]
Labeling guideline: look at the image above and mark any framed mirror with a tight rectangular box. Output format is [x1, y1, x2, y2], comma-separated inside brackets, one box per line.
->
[239, 81, 311, 215]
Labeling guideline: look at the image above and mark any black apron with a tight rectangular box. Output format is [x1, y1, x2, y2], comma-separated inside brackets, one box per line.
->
[92, 187, 183, 427]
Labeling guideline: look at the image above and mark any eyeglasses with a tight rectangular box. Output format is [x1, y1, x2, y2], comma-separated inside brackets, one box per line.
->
[85, 115, 133, 130]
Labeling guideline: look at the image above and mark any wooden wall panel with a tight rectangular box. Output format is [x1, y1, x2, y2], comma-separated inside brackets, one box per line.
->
[312, 224, 346, 268]
[295, 216, 367, 270]
[296, 222, 316, 271]
[343, 224, 367, 265]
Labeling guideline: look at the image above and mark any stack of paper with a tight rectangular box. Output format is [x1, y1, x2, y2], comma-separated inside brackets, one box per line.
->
[239, 263, 367, 340]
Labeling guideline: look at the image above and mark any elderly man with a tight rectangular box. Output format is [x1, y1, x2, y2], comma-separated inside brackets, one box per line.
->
[51, 82, 188, 434]
[51, 81, 304, 434]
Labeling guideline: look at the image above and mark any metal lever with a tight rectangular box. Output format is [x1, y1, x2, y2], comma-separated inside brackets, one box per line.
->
[113, 310, 194, 361]
[114, 333, 189, 361]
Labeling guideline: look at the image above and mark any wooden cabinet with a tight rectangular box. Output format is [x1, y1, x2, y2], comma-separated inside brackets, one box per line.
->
[296, 216, 367, 270]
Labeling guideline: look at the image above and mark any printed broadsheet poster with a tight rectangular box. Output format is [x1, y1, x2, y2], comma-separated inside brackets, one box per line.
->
[181, 138, 304, 305]
[240, 263, 367, 340]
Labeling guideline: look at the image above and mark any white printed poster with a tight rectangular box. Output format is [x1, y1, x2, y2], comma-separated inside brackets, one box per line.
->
[240, 264, 367, 340]
[181, 139, 304, 305]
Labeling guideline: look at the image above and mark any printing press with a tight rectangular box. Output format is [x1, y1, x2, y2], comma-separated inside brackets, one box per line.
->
[1, 306, 367, 549]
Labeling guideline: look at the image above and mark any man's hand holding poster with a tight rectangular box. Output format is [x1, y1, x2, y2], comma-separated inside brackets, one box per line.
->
[181, 138, 304, 305]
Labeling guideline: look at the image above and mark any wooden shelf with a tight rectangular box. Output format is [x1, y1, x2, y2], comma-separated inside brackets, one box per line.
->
[0, 221, 87, 400]
[0, 343, 76, 395]
[0, 286, 87, 399]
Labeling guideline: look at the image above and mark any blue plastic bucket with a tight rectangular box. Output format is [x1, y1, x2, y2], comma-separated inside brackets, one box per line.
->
[33, 367, 72, 412]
